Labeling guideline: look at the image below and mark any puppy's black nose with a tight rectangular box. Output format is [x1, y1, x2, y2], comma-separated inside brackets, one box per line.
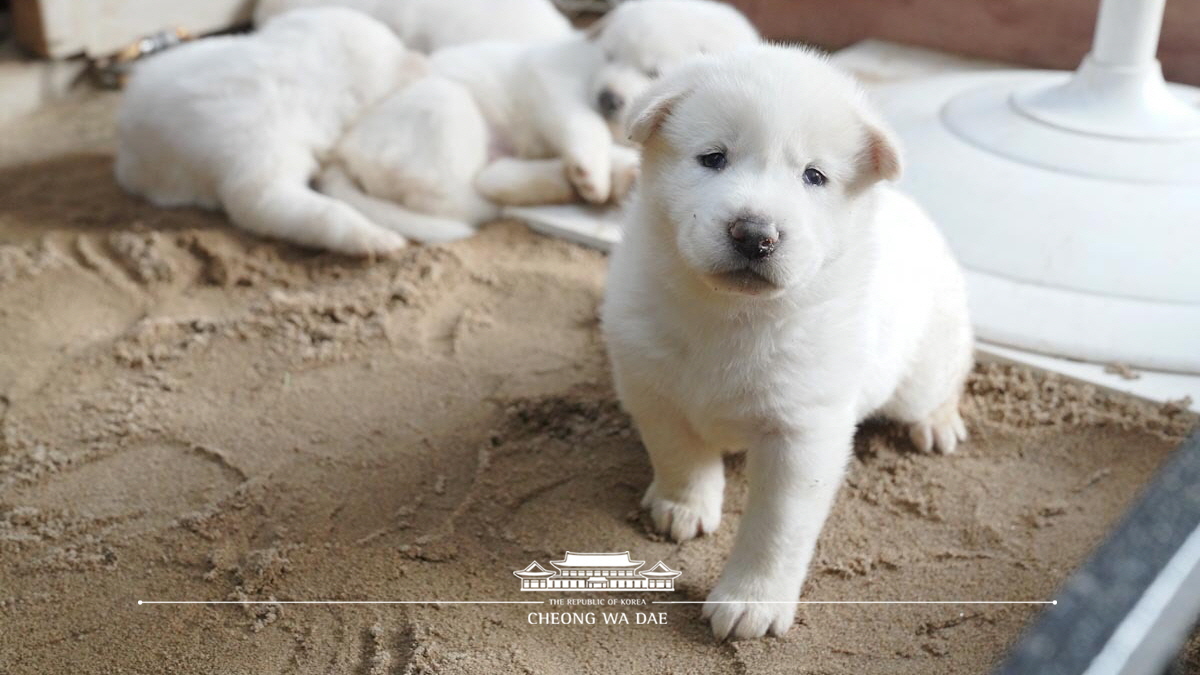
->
[728, 216, 779, 260]
[597, 89, 624, 118]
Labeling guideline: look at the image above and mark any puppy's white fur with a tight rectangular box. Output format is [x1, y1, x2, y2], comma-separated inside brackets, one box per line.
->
[602, 45, 973, 640]
[253, 0, 572, 51]
[116, 8, 427, 254]
[323, 77, 496, 244]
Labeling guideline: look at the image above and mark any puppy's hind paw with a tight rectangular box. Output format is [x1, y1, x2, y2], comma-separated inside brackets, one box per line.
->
[641, 486, 720, 542]
[344, 229, 408, 257]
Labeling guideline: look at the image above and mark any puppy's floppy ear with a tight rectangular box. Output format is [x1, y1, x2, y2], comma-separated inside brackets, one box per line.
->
[626, 89, 681, 145]
[853, 121, 902, 187]
[625, 66, 701, 144]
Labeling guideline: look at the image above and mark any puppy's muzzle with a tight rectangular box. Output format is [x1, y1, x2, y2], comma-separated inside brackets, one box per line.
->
[597, 89, 624, 119]
[728, 216, 779, 261]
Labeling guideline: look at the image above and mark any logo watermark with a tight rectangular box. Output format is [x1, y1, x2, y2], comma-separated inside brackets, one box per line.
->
[514, 551, 681, 592]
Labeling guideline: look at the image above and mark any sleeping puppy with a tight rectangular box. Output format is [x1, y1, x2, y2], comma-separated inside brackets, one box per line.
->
[586, 0, 759, 139]
[116, 8, 427, 254]
[321, 0, 760, 243]
[463, 0, 760, 204]
[602, 45, 973, 640]
[253, 0, 571, 51]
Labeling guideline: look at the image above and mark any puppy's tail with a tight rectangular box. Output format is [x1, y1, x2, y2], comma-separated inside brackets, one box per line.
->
[218, 176, 407, 255]
[316, 165, 478, 244]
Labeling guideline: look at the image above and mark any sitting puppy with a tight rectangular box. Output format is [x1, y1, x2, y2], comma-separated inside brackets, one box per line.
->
[116, 8, 427, 254]
[318, 0, 760, 244]
[253, 0, 571, 51]
[602, 45, 973, 640]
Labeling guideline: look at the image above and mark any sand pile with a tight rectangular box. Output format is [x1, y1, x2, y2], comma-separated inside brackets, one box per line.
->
[1, 94, 1197, 675]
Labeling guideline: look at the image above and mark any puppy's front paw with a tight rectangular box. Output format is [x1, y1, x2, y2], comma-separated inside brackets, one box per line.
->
[641, 482, 721, 542]
[702, 577, 797, 640]
[566, 160, 610, 204]
[908, 405, 968, 454]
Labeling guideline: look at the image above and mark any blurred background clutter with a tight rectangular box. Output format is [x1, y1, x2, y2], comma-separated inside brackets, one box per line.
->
[5, 0, 1200, 83]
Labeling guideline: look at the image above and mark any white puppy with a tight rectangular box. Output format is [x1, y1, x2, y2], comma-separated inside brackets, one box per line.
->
[602, 45, 973, 640]
[253, 0, 572, 51]
[322, 0, 760, 242]
[116, 9, 427, 254]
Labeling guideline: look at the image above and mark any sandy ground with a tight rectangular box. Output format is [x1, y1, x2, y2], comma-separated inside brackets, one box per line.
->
[2, 91, 1199, 675]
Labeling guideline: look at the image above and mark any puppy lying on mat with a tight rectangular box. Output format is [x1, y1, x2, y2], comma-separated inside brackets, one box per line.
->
[602, 44, 974, 640]
[322, 0, 760, 245]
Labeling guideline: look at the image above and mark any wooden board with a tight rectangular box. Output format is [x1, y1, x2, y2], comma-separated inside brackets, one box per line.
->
[12, 0, 253, 58]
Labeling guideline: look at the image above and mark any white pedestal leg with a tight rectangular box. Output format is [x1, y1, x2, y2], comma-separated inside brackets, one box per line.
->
[872, 0, 1200, 374]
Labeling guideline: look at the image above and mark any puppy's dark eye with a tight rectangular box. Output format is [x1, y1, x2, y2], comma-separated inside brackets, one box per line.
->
[803, 167, 827, 186]
[644, 66, 660, 78]
[698, 151, 727, 170]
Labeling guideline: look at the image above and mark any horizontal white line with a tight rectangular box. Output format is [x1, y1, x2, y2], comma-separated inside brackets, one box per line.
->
[654, 600, 1058, 605]
[138, 599, 1057, 606]
[138, 600, 544, 605]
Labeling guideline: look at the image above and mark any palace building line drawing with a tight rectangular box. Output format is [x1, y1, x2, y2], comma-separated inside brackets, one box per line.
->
[513, 551, 682, 591]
